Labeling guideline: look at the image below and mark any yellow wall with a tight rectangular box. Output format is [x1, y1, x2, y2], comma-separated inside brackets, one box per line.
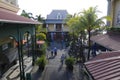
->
[112, 0, 120, 27]
[48, 24, 70, 32]
[48, 24, 54, 31]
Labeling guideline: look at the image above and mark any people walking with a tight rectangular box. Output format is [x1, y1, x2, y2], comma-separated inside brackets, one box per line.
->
[54, 47, 57, 56]
[51, 50, 54, 57]
[60, 54, 65, 64]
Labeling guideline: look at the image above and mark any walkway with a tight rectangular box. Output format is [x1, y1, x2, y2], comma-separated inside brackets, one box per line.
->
[31, 42, 84, 80]
[1, 56, 33, 80]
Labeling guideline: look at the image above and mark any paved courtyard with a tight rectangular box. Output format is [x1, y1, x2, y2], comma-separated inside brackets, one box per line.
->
[0, 42, 85, 80]
[31, 42, 84, 80]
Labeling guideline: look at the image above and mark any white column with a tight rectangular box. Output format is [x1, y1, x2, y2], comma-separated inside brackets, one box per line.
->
[62, 24, 64, 31]
[46, 24, 49, 31]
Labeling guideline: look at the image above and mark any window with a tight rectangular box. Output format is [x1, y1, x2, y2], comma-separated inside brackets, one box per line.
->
[57, 13, 62, 19]
[56, 24, 62, 31]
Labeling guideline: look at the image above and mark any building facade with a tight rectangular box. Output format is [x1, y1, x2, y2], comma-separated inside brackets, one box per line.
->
[45, 10, 70, 42]
[0, 0, 40, 78]
[0, 0, 19, 13]
[107, 0, 120, 27]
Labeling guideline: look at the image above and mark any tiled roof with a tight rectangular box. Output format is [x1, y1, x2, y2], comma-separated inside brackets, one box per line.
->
[47, 10, 68, 19]
[91, 34, 120, 51]
[0, 8, 40, 24]
[85, 51, 120, 80]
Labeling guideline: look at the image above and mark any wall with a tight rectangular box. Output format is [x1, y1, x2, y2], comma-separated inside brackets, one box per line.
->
[113, 0, 120, 27]
[48, 24, 54, 31]
[0, 0, 19, 13]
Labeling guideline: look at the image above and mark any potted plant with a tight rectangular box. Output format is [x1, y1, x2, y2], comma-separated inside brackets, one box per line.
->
[36, 55, 46, 70]
[65, 57, 75, 71]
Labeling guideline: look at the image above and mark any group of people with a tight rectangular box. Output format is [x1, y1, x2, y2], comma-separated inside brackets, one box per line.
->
[47, 47, 66, 64]
[51, 47, 57, 56]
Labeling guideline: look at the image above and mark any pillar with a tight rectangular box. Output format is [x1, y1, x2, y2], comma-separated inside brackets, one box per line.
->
[46, 24, 49, 31]
[62, 24, 64, 31]
[107, 0, 112, 26]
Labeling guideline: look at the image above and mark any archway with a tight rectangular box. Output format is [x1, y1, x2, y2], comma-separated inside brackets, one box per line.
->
[0, 36, 17, 75]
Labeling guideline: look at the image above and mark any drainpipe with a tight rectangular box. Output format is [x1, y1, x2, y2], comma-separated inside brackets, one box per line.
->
[83, 64, 95, 80]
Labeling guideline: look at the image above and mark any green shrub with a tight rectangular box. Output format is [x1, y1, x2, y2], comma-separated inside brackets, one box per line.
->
[36, 55, 46, 70]
[41, 43, 47, 55]
[36, 33, 46, 40]
[65, 57, 75, 71]
[65, 57, 75, 66]
[36, 43, 47, 56]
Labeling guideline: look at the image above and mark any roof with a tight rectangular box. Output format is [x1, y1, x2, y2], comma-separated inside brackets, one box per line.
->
[85, 51, 120, 80]
[47, 10, 68, 19]
[0, 8, 41, 24]
[91, 33, 120, 51]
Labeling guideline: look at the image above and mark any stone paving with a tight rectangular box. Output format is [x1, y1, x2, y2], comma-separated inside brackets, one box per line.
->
[31, 42, 84, 80]
[0, 56, 33, 80]
[0, 41, 85, 80]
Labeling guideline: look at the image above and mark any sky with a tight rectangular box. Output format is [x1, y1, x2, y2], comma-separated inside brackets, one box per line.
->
[18, 0, 108, 19]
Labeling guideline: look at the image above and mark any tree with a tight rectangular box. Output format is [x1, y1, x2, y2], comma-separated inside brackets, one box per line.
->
[21, 10, 34, 19]
[65, 14, 81, 40]
[79, 7, 108, 60]
[35, 14, 44, 22]
[65, 7, 111, 61]
[65, 14, 86, 62]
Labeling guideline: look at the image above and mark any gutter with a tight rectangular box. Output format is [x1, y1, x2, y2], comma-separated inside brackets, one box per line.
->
[83, 64, 95, 80]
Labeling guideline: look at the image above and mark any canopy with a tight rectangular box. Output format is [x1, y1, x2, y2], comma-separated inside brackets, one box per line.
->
[0, 8, 41, 24]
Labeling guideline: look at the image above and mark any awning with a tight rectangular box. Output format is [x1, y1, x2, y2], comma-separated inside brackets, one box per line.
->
[0, 8, 41, 24]
[91, 34, 120, 51]
[85, 51, 120, 80]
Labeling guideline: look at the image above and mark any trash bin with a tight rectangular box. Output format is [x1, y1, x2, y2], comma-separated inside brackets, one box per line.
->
[26, 73, 31, 80]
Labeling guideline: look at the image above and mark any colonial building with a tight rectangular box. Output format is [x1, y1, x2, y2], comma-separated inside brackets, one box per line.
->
[0, 0, 40, 78]
[45, 10, 70, 42]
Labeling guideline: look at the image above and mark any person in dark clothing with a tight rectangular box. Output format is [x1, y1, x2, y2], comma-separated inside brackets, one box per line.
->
[51, 50, 54, 56]
[54, 47, 57, 56]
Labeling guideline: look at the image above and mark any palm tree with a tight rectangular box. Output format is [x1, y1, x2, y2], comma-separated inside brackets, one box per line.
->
[21, 10, 34, 19]
[79, 7, 106, 60]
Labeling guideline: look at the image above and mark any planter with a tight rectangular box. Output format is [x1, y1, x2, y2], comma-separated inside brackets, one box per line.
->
[65, 57, 75, 71]
[66, 65, 73, 71]
[36, 55, 46, 71]
[39, 65, 45, 70]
